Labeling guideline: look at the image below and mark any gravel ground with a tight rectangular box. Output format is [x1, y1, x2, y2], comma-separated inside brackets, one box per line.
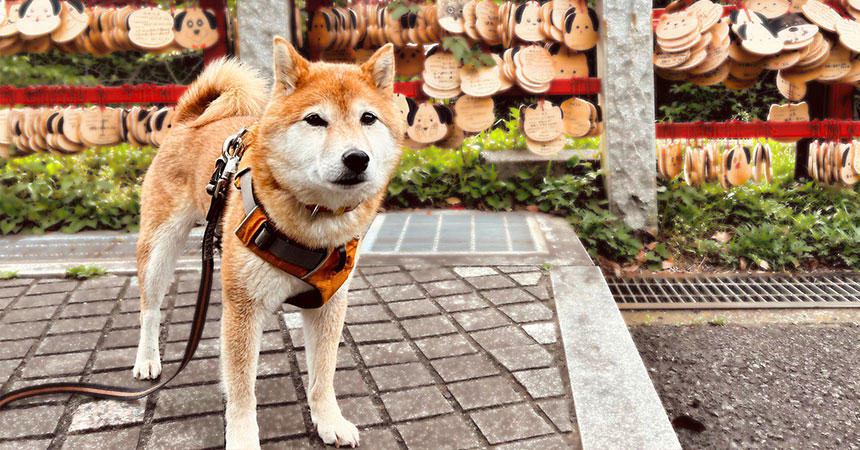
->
[631, 324, 860, 449]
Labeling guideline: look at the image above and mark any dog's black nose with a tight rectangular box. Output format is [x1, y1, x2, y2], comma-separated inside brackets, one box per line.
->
[342, 150, 369, 174]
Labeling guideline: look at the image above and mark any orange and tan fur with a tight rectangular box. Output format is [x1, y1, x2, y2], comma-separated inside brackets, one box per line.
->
[132, 37, 403, 448]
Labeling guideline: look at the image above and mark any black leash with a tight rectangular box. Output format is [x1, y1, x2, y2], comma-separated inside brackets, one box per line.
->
[0, 129, 249, 409]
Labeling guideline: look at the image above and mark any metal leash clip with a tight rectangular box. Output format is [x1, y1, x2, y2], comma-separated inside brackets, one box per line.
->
[205, 128, 249, 201]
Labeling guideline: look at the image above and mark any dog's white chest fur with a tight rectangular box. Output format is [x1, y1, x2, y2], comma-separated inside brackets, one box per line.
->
[235, 245, 313, 312]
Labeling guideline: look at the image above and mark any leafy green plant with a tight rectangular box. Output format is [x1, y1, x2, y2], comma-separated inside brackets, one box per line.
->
[65, 264, 106, 279]
[0, 270, 18, 280]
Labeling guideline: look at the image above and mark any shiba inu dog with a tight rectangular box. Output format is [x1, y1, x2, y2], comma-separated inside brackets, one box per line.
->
[132, 37, 403, 448]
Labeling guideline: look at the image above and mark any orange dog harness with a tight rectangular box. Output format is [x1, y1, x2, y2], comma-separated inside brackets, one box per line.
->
[233, 166, 358, 309]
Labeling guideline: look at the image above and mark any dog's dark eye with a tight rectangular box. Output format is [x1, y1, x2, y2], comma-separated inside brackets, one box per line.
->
[304, 114, 328, 127]
[360, 112, 377, 126]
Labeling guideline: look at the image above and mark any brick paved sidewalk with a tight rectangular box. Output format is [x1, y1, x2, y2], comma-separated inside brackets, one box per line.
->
[0, 263, 578, 449]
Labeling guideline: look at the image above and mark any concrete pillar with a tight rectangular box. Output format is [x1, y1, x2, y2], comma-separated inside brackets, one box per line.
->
[595, 0, 658, 231]
[237, 0, 292, 81]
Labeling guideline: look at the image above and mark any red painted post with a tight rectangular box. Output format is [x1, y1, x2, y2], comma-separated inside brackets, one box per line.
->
[201, 0, 229, 65]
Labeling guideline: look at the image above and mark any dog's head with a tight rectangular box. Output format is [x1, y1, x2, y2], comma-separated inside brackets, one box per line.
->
[257, 37, 404, 212]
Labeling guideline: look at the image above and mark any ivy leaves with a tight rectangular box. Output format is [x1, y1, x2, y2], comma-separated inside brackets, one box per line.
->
[441, 36, 496, 69]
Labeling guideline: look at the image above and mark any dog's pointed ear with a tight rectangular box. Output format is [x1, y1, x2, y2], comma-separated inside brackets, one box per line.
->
[361, 43, 395, 94]
[272, 36, 308, 96]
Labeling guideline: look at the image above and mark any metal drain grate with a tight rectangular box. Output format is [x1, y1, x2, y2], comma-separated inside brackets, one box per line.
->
[608, 273, 860, 309]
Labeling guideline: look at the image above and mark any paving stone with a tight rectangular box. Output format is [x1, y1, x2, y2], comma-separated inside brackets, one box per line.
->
[86, 369, 156, 391]
[146, 415, 225, 449]
[497, 266, 538, 274]
[500, 303, 554, 323]
[62, 427, 140, 450]
[360, 266, 400, 275]
[0, 359, 20, 382]
[448, 375, 522, 410]
[471, 326, 535, 350]
[102, 328, 141, 349]
[350, 276, 368, 290]
[538, 398, 574, 433]
[258, 404, 307, 440]
[346, 304, 391, 324]
[0, 321, 49, 340]
[92, 347, 135, 371]
[493, 434, 571, 450]
[22, 351, 89, 378]
[166, 320, 220, 342]
[59, 301, 115, 319]
[525, 284, 551, 300]
[111, 312, 139, 329]
[282, 312, 303, 329]
[295, 348, 356, 373]
[509, 272, 543, 286]
[374, 284, 424, 302]
[513, 368, 566, 400]
[409, 267, 456, 283]
[348, 322, 403, 343]
[0, 285, 27, 299]
[163, 337, 220, 363]
[48, 316, 107, 335]
[165, 357, 221, 385]
[488, 345, 554, 371]
[381, 386, 453, 421]
[464, 275, 516, 290]
[365, 272, 412, 287]
[170, 304, 221, 323]
[302, 369, 370, 397]
[397, 414, 482, 450]
[0, 439, 50, 450]
[470, 404, 553, 444]
[2, 305, 58, 323]
[29, 281, 76, 295]
[69, 286, 123, 303]
[387, 299, 441, 318]
[0, 278, 32, 288]
[369, 362, 435, 392]
[422, 279, 472, 297]
[257, 376, 298, 405]
[0, 339, 34, 360]
[415, 334, 477, 360]
[348, 289, 378, 306]
[36, 331, 101, 355]
[118, 298, 141, 313]
[522, 322, 558, 344]
[480, 288, 535, 305]
[339, 396, 383, 426]
[259, 332, 283, 352]
[0, 298, 12, 310]
[154, 384, 224, 419]
[430, 353, 498, 382]
[17, 292, 66, 308]
[68, 399, 145, 431]
[452, 266, 497, 278]
[79, 276, 127, 289]
[354, 428, 400, 450]
[434, 293, 487, 312]
[452, 309, 510, 331]
[358, 342, 419, 367]
[401, 315, 457, 339]
[262, 438, 315, 449]
[0, 404, 64, 438]
[257, 353, 290, 377]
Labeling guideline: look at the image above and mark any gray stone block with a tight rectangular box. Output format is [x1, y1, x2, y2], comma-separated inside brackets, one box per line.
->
[553, 266, 679, 449]
[237, 0, 292, 81]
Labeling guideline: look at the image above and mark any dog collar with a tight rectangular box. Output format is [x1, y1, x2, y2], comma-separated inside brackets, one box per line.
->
[233, 168, 358, 308]
[305, 203, 355, 217]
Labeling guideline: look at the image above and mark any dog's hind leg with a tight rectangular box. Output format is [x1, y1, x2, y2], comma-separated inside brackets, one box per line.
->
[303, 288, 360, 448]
[133, 202, 199, 380]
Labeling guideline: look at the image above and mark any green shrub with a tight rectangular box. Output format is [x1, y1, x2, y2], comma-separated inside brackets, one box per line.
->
[65, 264, 107, 279]
[0, 145, 153, 234]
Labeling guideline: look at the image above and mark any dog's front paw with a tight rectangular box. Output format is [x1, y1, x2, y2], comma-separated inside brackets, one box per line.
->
[132, 348, 161, 379]
[314, 412, 360, 448]
[225, 416, 261, 450]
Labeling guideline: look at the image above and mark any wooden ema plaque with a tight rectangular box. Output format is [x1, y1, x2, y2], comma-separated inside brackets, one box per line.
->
[50, 1, 88, 44]
[522, 102, 563, 142]
[454, 95, 495, 133]
[438, 0, 468, 34]
[15, 0, 61, 38]
[128, 7, 174, 50]
[460, 62, 500, 97]
[836, 17, 860, 53]
[563, 7, 599, 51]
[395, 46, 424, 77]
[560, 97, 592, 138]
[776, 71, 807, 100]
[802, 0, 840, 32]
[79, 107, 121, 146]
[407, 103, 452, 144]
[549, 44, 588, 77]
[513, 1, 542, 42]
[423, 50, 461, 91]
[173, 8, 219, 49]
[475, 0, 500, 44]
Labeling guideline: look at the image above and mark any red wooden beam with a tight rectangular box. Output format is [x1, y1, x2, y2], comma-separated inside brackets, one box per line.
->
[0, 85, 187, 106]
[656, 120, 860, 139]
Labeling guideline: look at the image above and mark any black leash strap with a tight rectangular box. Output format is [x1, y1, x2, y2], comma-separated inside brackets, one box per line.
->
[0, 129, 248, 409]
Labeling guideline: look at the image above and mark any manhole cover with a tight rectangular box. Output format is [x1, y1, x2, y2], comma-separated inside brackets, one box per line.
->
[608, 273, 860, 309]
[361, 211, 546, 255]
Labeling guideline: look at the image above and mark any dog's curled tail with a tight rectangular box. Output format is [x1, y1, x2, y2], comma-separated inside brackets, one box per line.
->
[172, 58, 268, 128]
